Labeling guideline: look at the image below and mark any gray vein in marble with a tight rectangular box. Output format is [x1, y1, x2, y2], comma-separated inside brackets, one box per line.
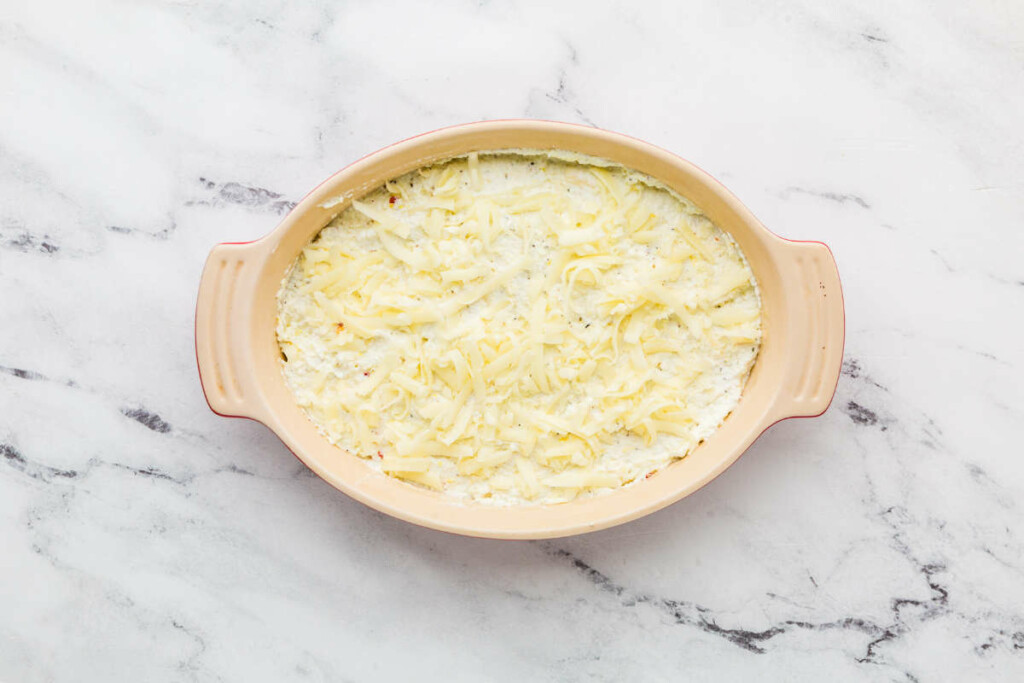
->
[1, 231, 61, 254]
[526, 39, 595, 127]
[170, 618, 215, 680]
[215, 463, 257, 477]
[954, 344, 1014, 366]
[2, 445, 187, 488]
[0, 365, 48, 381]
[840, 359, 894, 430]
[110, 462, 182, 484]
[779, 186, 871, 209]
[1, 442, 249, 493]
[106, 223, 176, 240]
[843, 400, 890, 431]
[1, 361, 78, 389]
[188, 177, 298, 215]
[841, 358, 889, 392]
[976, 631, 1024, 656]
[930, 247, 954, 273]
[120, 407, 173, 434]
[2, 443, 79, 482]
[546, 73, 596, 127]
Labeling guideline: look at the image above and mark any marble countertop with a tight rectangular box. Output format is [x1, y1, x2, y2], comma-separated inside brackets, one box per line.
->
[2, 1, 1023, 680]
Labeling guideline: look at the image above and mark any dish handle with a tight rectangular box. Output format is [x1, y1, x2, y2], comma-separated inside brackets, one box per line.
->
[767, 240, 845, 423]
[195, 241, 269, 421]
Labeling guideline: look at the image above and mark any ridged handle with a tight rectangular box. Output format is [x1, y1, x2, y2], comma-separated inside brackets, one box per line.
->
[195, 242, 267, 421]
[768, 240, 845, 422]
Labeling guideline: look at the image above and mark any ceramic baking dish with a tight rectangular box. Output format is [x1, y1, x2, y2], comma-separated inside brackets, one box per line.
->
[195, 120, 844, 539]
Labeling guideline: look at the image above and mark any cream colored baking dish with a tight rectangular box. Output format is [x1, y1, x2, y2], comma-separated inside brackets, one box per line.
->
[195, 120, 844, 539]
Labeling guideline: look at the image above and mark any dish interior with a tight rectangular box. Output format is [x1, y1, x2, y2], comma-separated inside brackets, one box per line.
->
[275, 150, 763, 505]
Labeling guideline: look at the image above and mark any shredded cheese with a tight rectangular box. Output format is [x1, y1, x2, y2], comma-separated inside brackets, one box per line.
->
[276, 151, 762, 505]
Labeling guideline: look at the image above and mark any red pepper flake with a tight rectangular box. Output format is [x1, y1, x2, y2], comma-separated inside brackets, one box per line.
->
[376, 450, 383, 459]
[389, 195, 397, 205]
[335, 322, 345, 333]
[645, 471, 656, 479]
[363, 370, 371, 377]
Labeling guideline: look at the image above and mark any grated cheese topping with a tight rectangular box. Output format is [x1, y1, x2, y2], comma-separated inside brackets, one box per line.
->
[276, 151, 762, 505]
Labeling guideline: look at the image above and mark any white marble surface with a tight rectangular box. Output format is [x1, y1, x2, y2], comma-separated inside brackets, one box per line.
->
[2, 0, 1023, 680]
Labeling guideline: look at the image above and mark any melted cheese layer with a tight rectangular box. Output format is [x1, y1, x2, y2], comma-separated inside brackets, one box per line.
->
[276, 152, 762, 505]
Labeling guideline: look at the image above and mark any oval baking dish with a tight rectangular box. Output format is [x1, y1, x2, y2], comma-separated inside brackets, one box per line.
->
[195, 120, 844, 539]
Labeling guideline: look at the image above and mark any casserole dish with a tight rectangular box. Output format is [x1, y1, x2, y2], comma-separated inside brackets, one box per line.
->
[195, 120, 844, 539]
